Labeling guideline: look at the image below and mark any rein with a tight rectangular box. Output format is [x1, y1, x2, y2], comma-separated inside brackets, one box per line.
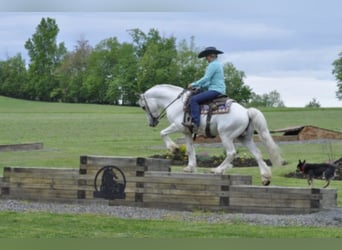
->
[142, 88, 187, 127]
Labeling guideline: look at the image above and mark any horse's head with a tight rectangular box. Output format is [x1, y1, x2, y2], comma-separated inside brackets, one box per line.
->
[138, 94, 160, 127]
[138, 84, 186, 127]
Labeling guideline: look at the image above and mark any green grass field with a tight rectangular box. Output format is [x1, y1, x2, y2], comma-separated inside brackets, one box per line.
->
[1, 95, 342, 238]
[1, 211, 342, 238]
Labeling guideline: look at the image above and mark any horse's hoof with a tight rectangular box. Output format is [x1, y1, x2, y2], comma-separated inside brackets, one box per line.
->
[261, 174, 271, 186]
[262, 180, 271, 186]
[183, 166, 195, 173]
[172, 147, 180, 154]
[210, 168, 223, 175]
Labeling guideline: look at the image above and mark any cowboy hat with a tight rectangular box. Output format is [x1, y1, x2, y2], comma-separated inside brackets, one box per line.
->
[198, 46, 224, 58]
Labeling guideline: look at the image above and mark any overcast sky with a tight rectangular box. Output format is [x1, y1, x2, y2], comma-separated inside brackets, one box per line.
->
[0, 0, 341, 107]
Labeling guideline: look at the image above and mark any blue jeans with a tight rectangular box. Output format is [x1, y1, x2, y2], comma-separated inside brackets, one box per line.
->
[189, 90, 221, 127]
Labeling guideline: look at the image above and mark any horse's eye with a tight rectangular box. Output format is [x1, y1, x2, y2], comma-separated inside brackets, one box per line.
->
[142, 106, 146, 110]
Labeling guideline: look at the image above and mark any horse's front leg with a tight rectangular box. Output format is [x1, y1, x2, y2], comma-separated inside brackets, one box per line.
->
[160, 123, 181, 153]
[160, 124, 197, 173]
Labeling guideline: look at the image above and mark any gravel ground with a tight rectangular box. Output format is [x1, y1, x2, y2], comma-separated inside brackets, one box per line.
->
[1, 199, 342, 227]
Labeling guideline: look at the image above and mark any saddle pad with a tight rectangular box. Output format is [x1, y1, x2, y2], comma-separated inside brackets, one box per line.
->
[200, 99, 234, 115]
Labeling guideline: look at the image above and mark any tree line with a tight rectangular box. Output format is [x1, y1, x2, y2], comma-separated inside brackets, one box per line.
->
[1, 17, 316, 107]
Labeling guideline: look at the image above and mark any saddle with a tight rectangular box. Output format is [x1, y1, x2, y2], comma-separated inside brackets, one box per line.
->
[183, 94, 234, 138]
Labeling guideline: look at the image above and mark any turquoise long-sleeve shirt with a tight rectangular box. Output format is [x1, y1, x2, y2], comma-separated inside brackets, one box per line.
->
[191, 59, 226, 95]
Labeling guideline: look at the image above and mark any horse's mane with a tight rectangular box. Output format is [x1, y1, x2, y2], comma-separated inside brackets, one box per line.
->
[145, 84, 184, 97]
[152, 84, 183, 91]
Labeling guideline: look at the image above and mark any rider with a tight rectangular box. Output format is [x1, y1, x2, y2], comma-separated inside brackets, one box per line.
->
[183, 46, 226, 133]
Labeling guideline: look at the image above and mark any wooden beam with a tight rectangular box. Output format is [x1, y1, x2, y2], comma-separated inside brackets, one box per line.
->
[0, 142, 43, 152]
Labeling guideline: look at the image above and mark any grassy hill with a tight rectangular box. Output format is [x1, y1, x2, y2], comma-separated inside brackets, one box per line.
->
[1, 95, 342, 238]
[0, 95, 341, 190]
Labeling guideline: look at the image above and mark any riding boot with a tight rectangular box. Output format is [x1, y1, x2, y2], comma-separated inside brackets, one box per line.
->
[182, 122, 198, 134]
[192, 123, 199, 134]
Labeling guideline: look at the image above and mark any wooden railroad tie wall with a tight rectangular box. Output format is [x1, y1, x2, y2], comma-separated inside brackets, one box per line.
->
[227, 185, 337, 214]
[0, 142, 43, 152]
[0, 155, 338, 214]
[109, 172, 252, 211]
[0, 167, 80, 202]
[0, 156, 171, 203]
[109, 172, 337, 214]
[78, 155, 171, 202]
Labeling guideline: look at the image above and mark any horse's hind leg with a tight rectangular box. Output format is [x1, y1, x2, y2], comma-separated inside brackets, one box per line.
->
[183, 133, 197, 172]
[239, 137, 272, 186]
[211, 137, 236, 174]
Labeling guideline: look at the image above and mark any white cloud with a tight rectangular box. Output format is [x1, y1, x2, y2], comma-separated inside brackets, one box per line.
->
[225, 47, 341, 76]
[227, 47, 342, 107]
[0, 11, 341, 107]
[0, 0, 202, 11]
[245, 75, 341, 107]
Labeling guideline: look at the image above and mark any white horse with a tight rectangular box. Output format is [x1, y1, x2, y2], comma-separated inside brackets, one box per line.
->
[138, 84, 283, 185]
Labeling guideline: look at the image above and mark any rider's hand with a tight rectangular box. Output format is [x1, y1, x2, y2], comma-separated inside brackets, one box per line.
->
[187, 83, 193, 89]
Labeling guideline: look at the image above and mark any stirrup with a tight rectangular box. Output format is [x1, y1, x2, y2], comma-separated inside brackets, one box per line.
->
[182, 122, 193, 130]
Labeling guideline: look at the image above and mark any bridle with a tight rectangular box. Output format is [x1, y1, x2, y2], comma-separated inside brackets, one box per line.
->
[141, 88, 187, 127]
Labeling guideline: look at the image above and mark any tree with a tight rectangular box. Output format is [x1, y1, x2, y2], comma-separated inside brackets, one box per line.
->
[249, 90, 285, 107]
[25, 17, 67, 101]
[224, 63, 252, 104]
[81, 37, 121, 103]
[55, 38, 92, 102]
[0, 54, 27, 98]
[176, 37, 206, 86]
[305, 98, 321, 108]
[264, 90, 285, 107]
[332, 51, 342, 100]
[129, 28, 178, 92]
[105, 42, 138, 105]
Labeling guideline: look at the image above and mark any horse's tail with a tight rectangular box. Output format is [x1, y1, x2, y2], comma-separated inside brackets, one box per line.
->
[247, 107, 283, 167]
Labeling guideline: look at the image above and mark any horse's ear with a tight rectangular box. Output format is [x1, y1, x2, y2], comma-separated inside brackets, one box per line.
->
[303, 160, 306, 164]
[298, 160, 301, 164]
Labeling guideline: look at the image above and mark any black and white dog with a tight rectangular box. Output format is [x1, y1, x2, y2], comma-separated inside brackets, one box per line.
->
[297, 160, 336, 188]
